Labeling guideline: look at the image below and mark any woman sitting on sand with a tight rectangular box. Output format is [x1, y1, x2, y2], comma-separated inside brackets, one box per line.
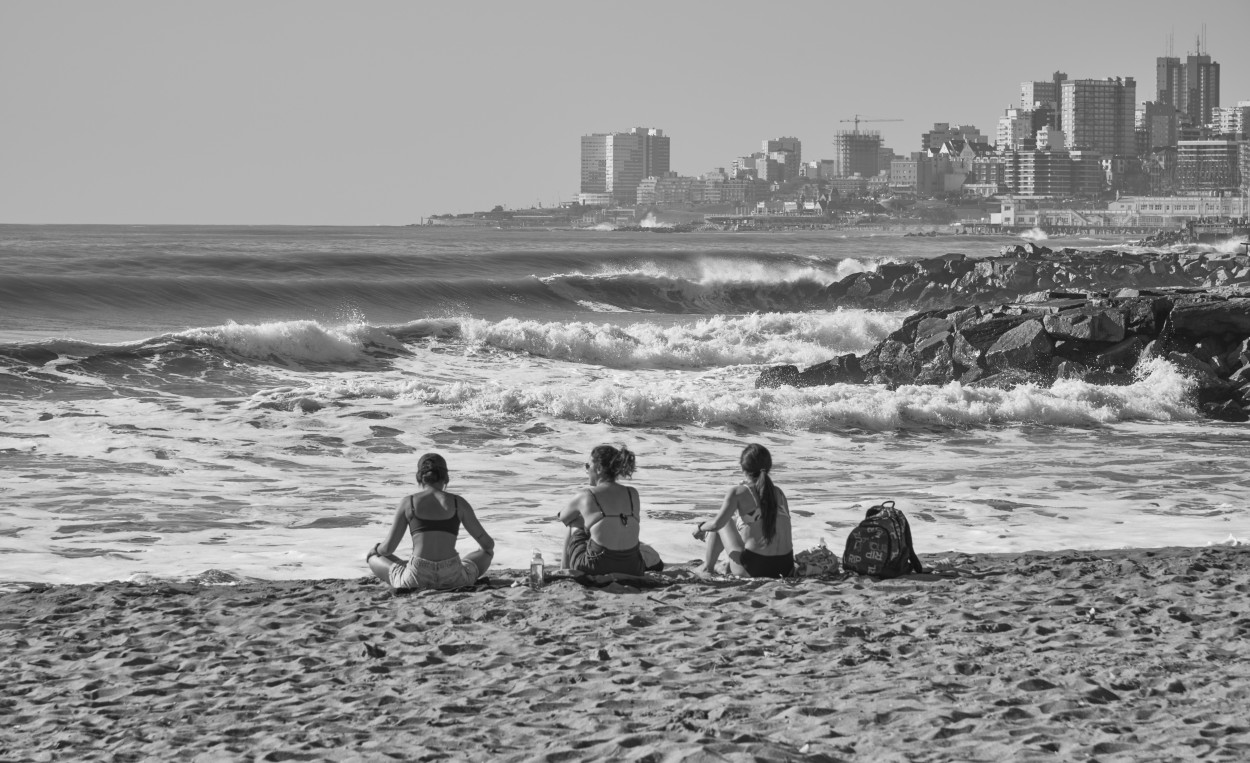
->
[558, 444, 647, 576]
[367, 453, 494, 591]
[693, 443, 794, 577]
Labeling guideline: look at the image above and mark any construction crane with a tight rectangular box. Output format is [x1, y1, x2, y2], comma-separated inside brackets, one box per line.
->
[839, 115, 902, 134]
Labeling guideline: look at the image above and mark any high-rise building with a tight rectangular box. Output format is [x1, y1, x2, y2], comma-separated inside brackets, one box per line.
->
[1184, 44, 1220, 127]
[1004, 150, 1073, 197]
[1140, 101, 1181, 150]
[1157, 40, 1221, 127]
[1177, 140, 1241, 192]
[1061, 77, 1136, 156]
[578, 127, 670, 206]
[997, 109, 1035, 151]
[1156, 56, 1184, 107]
[763, 137, 802, 181]
[1021, 72, 1067, 130]
[833, 130, 883, 177]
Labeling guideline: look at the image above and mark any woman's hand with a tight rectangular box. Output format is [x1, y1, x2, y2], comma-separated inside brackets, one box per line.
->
[692, 523, 707, 542]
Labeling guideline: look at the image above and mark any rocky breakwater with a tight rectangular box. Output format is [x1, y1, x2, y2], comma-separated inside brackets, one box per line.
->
[758, 285, 1250, 422]
[827, 243, 1250, 311]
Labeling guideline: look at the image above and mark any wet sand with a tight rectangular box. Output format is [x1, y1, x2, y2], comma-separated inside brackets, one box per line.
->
[2, 545, 1249, 761]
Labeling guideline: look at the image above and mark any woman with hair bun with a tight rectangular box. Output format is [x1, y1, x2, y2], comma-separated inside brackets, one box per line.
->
[366, 452, 495, 591]
[558, 444, 646, 576]
[693, 443, 794, 577]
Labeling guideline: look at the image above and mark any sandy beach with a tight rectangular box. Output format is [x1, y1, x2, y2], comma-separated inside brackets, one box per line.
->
[2, 546, 1248, 762]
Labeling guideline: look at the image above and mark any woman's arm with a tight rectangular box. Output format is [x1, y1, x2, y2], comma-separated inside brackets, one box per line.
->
[694, 487, 741, 538]
[557, 491, 588, 525]
[457, 497, 495, 556]
[372, 497, 411, 557]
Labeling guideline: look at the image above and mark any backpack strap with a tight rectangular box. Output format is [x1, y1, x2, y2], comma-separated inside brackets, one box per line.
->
[902, 517, 924, 574]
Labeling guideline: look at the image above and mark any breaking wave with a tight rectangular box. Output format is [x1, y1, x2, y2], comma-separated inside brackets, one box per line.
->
[257, 356, 1199, 432]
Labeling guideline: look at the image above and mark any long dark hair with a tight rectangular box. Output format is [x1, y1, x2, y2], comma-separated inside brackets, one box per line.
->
[740, 444, 778, 542]
[416, 453, 449, 486]
[590, 444, 635, 482]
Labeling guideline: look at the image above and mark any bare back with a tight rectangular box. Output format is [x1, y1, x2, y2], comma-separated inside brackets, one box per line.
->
[574, 483, 641, 550]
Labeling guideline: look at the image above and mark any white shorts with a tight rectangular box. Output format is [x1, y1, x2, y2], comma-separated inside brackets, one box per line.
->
[389, 554, 480, 591]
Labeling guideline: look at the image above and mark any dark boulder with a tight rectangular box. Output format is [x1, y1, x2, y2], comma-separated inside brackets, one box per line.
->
[1201, 400, 1250, 423]
[985, 319, 1053, 372]
[861, 339, 920, 387]
[755, 365, 799, 389]
[796, 354, 865, 386]
[1170, 298, 1250, 337]
[1042, 307, 1126, 343]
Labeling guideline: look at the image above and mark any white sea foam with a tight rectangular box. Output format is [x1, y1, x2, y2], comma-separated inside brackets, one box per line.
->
[455, 311, 902, 369]
[271, 355, 1198, 430]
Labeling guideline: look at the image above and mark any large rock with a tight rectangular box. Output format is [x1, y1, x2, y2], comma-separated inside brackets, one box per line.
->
[1169, 299, 1250, 336]
[952, 332, 983, 374]
[1096, 335, 1148, 370]
[1118, 295, 1173, 335]
[985, 319, 1053, 372]
[1042, 308, 1126, 343]
[796, 354, 865, 386]
[861, 339, 920, 387]
[755, 365, 799, 389]
[960, 315, 1034, 350]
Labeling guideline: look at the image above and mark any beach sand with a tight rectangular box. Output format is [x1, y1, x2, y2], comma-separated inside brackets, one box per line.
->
[2, 546, 1248, 762]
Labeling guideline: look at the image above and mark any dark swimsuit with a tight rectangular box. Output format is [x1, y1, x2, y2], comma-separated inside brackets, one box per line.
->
[739, 548, 795, 578]
[566, 489, 646, 576]
[408, 494, 461, 535]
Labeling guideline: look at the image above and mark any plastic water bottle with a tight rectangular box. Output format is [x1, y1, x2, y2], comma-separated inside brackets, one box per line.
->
[529, 550, 544, 588]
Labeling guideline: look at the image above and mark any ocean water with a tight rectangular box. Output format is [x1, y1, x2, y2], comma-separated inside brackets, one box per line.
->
[1, 224, 1246, 586]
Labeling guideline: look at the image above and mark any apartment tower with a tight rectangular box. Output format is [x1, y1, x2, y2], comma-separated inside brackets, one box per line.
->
[579, 127, 670, 205]
[1157, 38, 1220, 126]
[1061, 77, 1136, 156]
[1021, 72, 1068, 130]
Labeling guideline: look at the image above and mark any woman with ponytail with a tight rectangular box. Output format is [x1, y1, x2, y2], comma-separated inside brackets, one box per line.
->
[558, 444, 647, 576]
[693, 444, 794, 577]
[367, 452, 495, 591]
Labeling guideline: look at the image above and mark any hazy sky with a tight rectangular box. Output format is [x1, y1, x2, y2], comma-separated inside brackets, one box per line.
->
[3, 0, 1248, 225]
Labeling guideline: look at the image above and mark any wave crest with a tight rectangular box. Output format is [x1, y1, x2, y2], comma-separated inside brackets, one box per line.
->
[176, 321, 400, 365]
[458, 311, 903, 369]
[262, 357, 1198, 431]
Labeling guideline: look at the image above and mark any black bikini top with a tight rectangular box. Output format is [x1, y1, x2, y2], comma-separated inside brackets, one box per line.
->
[408, 494, 461, 535]
[587, 488, 637, 528]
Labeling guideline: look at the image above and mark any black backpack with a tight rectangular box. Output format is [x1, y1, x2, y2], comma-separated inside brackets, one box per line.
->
[842, 500, 924, 578]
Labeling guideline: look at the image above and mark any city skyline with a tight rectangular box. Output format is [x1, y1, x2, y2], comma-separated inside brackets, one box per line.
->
[2, 0, 1249, 225]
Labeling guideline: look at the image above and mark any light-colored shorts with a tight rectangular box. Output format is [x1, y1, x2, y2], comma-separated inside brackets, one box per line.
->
[389, 554, 480, 591]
